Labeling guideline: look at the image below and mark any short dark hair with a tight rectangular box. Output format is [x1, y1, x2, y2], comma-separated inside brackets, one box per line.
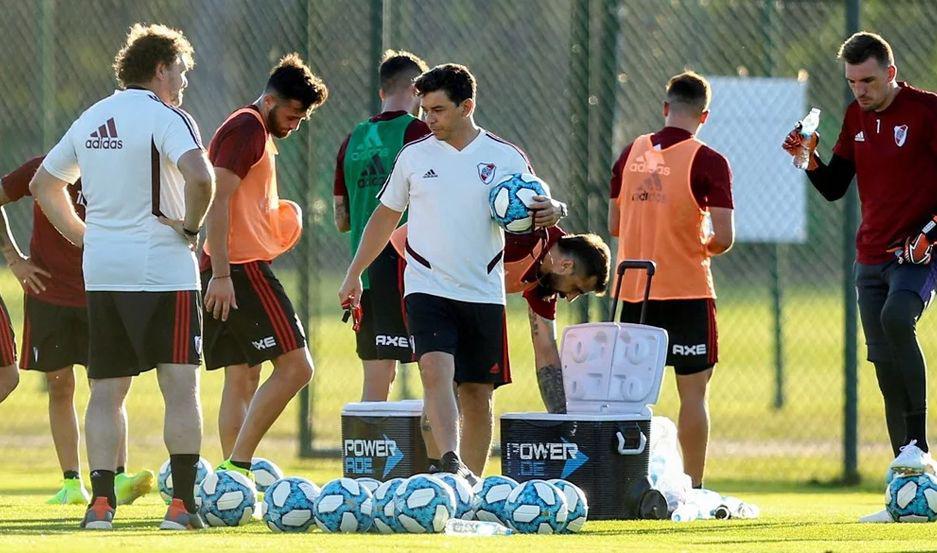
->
[380, 50, 428, 94]
[414, 64, 476, 105]
[113, 23, 195, 88]
[266, 53, 329, 112]
[838, 32, 894, 67]
[557, 233, 611, 295]
[666, 71, 711, 114]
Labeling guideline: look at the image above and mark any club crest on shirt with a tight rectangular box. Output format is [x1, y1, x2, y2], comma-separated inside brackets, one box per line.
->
[477, 162, 496, 184]
[894, 124, 908, 147]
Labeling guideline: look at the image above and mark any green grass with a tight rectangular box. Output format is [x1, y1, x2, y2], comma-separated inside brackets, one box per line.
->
[1, 460, 935, 552]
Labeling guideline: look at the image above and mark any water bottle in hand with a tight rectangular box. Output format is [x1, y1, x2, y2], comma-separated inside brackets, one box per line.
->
[793, 107, 821, 169]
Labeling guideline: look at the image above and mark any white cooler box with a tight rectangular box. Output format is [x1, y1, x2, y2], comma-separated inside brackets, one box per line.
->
[341, 399, 429, 480]
[501, 317, 670, 520]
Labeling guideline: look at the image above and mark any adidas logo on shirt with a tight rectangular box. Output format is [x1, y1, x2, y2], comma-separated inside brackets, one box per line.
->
[854, 131, 865, 142]
[85, 117, 123, 150]
[423, 169, 438, 178]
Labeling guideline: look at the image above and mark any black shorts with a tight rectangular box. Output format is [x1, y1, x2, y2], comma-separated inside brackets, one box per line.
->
[201, 261, 306, 370]
[405, 293, 510, 387]
[21, 295, 88, 372]
[87, 290, 202, 379]
[0, 294, 15, 367]
[619, 298, 718, 375]
[856, 259, 937, 362]
[356, 245, 412, 362]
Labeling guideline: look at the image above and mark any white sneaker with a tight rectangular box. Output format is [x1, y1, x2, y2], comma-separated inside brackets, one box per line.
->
[890, 441, 937, 476]
[858, 508, 895, 523]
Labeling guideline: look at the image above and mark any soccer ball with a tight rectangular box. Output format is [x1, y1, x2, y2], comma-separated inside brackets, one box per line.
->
[251, 457, 284, 493]
[436, 473, 478, 520]
[263, 477, 320, 532]
[503, 479, 569, 534]
[885, 473, 937, 522]
[371, 478, 405, 534]
[356, 477, 382, 495]
[548, 479, 588, 532]
[394, 474, 456, 533]
[157, 457, 213, 504]
[313, 477, 373, 533]
[197, 470, 257, 527]
[488, 173, 550, 234]
[473, 475, 518, 525]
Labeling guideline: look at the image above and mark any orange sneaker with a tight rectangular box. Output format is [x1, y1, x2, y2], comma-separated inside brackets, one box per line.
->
[159, 498, 205, 530]
[80, 497, 114, 530]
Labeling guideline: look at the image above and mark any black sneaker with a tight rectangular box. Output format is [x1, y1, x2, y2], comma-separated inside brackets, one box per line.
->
[440, 451, 479, 487]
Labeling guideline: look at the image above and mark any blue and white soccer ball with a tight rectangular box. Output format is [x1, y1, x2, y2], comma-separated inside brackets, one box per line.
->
[313, 477, 374, 533]
[548, 479, 588, 532]
[394, 474, 456, 533]
[251, 457, 284, 493]
[436, 473, 478, 520]
[371, 478, 405, 534]
[488, 172, 550, 234]
[197, 470, 257, 527]
[356, 477, 382, 495]
[885, 473, 937, 522]
[503, 479, 569, 534]
[263, 477, 320, 532]
[473, 475, 519, 525]
[157, 457, 213, 504]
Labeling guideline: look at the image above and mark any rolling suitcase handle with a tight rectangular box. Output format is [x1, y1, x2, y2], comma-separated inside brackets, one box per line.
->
[608, 260, 656, 324]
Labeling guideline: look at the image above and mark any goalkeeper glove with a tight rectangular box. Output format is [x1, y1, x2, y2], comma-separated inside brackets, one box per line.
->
[889, 215, 937, 265]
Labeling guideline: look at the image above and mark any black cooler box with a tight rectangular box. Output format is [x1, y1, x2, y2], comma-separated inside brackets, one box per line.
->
[341, 399, 429, 480]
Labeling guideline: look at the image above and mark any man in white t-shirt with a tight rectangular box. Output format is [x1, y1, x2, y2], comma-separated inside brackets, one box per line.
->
[30, 24, 215, 531]
[338, 64, 563, 480]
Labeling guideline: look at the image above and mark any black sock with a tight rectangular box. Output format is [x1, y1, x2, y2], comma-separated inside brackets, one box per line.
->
[230, 459, 252, 471]
[905, 412, 929, 452]
[693, 482, 704, 490]
[64, 470, 79, 480]
[90, 469, 116, 508]
[115, 466, 125, 475]
[170, 454, 200, 513]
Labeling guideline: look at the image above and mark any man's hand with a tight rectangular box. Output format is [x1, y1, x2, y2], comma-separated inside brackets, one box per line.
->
[9, 257, 51, 294]
[889, 216, 937, 265]
[781, 129, 819, 170]
[338, 271, 363, 310]
[158, 216, 198, 250]
[205, 275, 237, 321]
[529, 196, 566, 228]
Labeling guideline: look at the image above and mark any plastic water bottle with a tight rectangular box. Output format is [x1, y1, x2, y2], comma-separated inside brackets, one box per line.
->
[671, 503, 700, 522]
[444, 518, 513, 536]
[793, 107, 821, 169]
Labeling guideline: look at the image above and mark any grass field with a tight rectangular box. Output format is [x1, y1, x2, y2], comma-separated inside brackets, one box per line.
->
[1, 459, 936, 552]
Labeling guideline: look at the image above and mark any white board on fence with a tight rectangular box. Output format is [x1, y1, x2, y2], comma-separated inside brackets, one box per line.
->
[697, 76, 808, 244]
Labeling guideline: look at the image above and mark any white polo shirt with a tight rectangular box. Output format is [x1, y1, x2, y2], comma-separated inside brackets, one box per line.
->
[43, 88, 204, 291]
[378, 129, 533, 304]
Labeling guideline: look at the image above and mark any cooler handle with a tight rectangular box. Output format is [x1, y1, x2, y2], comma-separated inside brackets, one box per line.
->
[609, 260, 656, 324]
[615, 430, 648, 455]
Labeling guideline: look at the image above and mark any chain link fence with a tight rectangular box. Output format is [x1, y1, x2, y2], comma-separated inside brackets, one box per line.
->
[1, 0, 936, 483]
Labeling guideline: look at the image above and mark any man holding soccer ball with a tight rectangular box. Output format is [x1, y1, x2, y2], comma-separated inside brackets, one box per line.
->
[338, 63, 563, 481]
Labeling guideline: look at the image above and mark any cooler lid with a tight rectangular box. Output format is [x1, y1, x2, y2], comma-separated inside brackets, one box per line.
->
[560, 322, 668, 414]
[501, 408, 652, 422]
[341, 399, 424, 417]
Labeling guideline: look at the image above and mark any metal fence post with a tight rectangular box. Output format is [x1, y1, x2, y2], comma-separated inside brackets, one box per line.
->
[570, 0, 590, 324]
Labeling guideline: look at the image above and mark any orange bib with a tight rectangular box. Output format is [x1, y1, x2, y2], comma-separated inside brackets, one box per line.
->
[204, 108, 302, 263]
[613, 134, 714, 301]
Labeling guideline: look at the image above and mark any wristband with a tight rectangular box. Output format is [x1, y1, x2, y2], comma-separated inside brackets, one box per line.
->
[212, 274, 231, 279]
[183, 227, 200, 237]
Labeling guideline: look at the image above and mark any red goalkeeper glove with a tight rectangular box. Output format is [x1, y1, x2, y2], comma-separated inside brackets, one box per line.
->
[341, 300, 363, 332]
[889, 215, 937, 265]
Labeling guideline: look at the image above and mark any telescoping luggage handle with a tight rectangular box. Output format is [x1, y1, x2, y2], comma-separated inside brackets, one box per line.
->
[608, 260, 656, 324]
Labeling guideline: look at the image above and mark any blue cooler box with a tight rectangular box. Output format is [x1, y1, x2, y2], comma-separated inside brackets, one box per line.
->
[501, 321, 669, 520]
[341, 400, 429, 480]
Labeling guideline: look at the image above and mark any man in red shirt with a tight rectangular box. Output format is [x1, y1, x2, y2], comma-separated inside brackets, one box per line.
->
[784, 33, 937, 519]
[202, 54, 328, 476]
[0, 157, 154, 505]
[609, 72, 735, 490]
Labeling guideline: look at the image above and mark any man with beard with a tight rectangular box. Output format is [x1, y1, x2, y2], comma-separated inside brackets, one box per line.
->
[200, 54, 328, 476]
